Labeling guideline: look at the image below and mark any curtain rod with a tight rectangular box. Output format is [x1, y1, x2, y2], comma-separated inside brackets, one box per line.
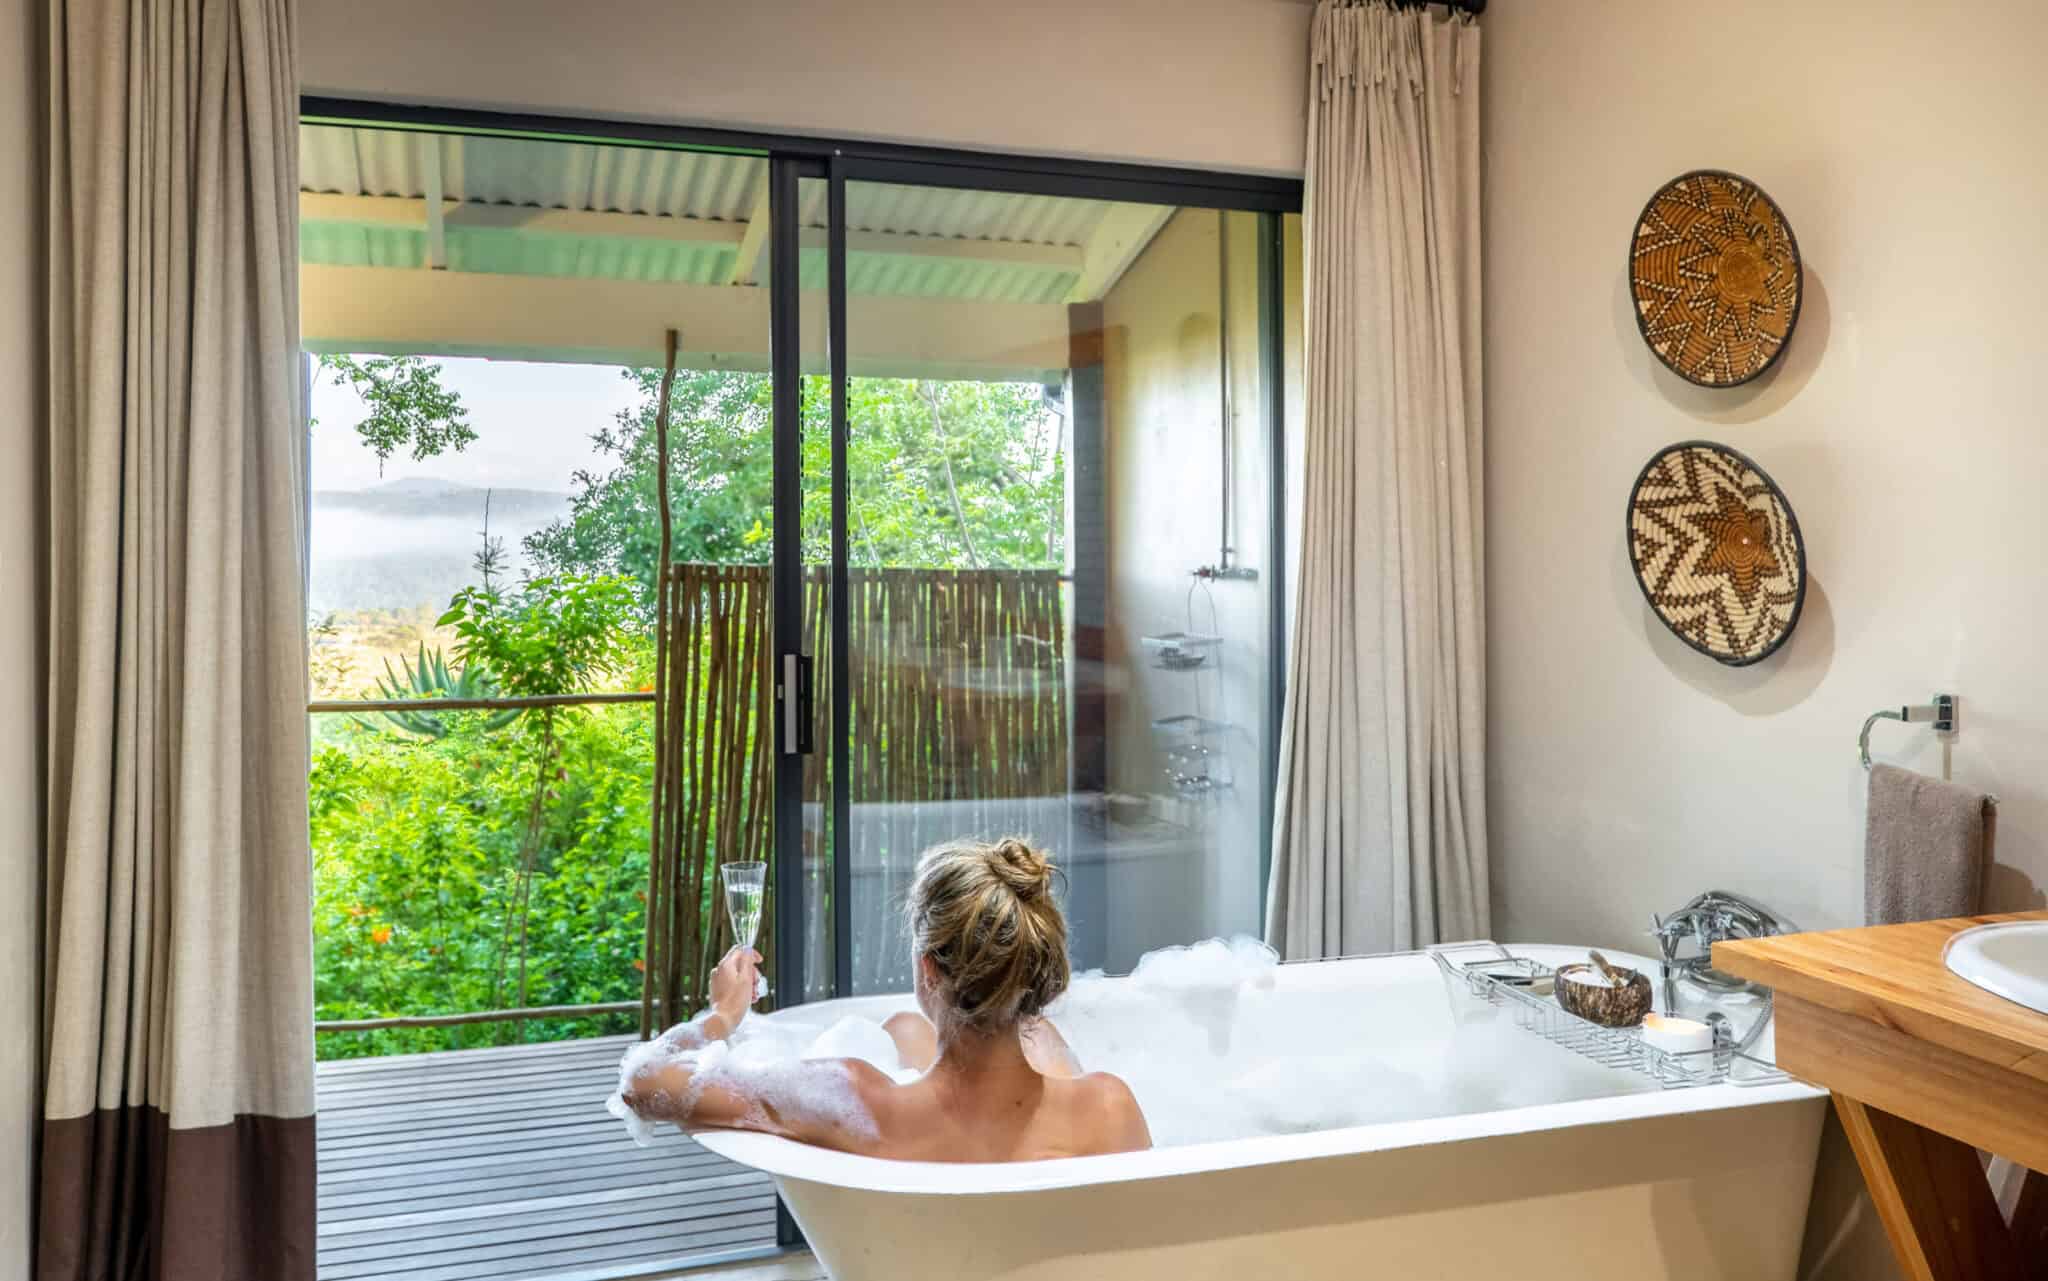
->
[1366, 0, 1487, 13]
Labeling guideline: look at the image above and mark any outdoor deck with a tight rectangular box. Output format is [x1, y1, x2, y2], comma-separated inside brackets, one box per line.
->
[316, 1034, 780, 1281]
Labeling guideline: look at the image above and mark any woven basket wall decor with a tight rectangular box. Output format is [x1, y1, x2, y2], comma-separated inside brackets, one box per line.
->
[1629, 171, 1802, 387]
[1627, 442, 1806, 666]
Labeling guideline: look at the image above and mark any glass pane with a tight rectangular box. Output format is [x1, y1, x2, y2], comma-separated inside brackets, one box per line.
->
[837, 184, 1282, 988]
[300, 122, 779, 1052]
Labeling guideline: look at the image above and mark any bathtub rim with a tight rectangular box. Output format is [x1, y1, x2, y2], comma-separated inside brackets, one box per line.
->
[689, 940, 1826, 1196]
[694, 1077, 1823, 1194]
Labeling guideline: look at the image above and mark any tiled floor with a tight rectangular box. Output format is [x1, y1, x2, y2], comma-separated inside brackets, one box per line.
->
[316, 1035, 780, 1281]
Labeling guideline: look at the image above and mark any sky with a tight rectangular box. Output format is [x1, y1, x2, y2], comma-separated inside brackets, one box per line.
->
[309, 356, 644, 494]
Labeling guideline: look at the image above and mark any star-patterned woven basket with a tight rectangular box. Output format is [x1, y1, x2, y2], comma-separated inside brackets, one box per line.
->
[1627, 442, 1806, 666]
[1629, 171, 1802, 387]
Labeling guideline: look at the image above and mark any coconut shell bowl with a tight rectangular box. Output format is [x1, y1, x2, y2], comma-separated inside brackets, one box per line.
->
[1554, 959, 1654, 1028]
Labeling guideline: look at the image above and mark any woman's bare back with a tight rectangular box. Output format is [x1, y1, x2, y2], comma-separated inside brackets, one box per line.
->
[848, 1061, 1148, 1162]
[616, 954, 1149, 1163]
[848, 1011, 1147, 1161]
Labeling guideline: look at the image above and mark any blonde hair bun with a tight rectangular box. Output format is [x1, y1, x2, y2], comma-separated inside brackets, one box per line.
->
[908, 837, 1070, 1032]
[985, 837, 1054, 902]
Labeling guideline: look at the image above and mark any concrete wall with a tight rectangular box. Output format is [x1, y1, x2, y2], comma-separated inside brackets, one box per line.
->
[300, 0, 1314, 176]
[1482, 4, 2048, 1277]
[1, 0, 41, 1269]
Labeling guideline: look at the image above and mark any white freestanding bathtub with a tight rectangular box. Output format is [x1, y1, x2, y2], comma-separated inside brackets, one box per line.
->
[693, 944, 1827, 1281]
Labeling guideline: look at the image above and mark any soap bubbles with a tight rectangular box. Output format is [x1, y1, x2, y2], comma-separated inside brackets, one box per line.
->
[610, 934, 1656, 1151]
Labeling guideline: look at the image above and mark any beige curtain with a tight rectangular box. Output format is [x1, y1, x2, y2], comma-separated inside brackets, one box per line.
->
[1266, 2, 1487, 958]
[40, 1, 312, 1278]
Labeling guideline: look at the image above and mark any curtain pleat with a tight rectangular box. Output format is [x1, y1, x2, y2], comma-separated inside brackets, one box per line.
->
[40, 1, 313, 1277]
[1266, 1, 1487, 958]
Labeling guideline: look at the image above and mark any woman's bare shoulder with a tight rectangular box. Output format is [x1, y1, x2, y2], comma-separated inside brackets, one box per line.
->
[1074, 1071, 1152, 1153]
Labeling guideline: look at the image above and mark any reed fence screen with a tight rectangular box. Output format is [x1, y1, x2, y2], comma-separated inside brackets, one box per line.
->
[643, 563, 1070, 1025]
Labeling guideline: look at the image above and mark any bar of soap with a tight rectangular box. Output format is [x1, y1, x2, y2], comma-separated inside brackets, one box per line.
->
[1641, 1012, 1713, 1055]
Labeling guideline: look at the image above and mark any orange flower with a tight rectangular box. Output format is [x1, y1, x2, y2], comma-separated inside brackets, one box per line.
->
[370, 925, 392, 946]
[346, 903, 370, 918]
[631, 957, 646, 973]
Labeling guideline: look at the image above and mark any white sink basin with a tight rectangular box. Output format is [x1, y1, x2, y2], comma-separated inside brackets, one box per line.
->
[1944, 922, 2048, 1017]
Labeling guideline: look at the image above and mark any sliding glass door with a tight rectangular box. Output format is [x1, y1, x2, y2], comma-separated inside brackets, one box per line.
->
[786, 163, 1295, 992]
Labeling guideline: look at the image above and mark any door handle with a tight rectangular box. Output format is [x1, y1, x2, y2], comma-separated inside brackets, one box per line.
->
[781, 652, 814, 755]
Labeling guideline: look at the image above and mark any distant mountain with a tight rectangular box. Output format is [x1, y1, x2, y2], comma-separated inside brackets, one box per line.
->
[309, 477, 576, 615]
[314, 477, 570, 520]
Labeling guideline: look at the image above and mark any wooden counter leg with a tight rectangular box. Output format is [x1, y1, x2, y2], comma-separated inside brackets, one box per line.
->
[1833, 1095, 2025, 1281]
[2013, 1170, 2047, 1281]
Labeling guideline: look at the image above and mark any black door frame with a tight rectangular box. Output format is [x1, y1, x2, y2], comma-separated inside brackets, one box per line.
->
[298, 92, 1300, 985]
[298, 101, 1301, 1248]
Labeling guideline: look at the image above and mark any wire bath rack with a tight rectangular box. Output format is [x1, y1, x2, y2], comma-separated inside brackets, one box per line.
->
[1430, 942, 1789, 1090]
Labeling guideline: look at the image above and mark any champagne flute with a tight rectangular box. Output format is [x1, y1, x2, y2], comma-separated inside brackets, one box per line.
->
[720, 860, 768, 1002]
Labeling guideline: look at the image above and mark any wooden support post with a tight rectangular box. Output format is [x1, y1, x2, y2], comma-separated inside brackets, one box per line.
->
[1833, 1095, 2026, 1281]
[420, 138, 447, 270]
[2013, 1169, 2048, 1281]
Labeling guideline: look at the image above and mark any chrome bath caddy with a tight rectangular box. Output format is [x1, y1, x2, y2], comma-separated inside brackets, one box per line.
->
[1430, 942, 1789, 1090]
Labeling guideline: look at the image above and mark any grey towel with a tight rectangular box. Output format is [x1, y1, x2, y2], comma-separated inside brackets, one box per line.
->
[1865, 763, 1990, 924]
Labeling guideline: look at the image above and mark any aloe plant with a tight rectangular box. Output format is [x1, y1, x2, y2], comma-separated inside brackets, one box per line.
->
[352, 644, 519, 738]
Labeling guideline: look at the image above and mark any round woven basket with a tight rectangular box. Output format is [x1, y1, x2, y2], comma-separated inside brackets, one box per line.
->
[1627, 441, 1806, 666]
[1629, 171, 1802, 387]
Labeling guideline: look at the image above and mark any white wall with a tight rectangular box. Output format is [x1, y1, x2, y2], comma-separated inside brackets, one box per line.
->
[1485, 0, 2048, 952]
[1483, 8, 2048, 1277]
[300, 0, 1312, 175]
[0, 0, 41, 1269]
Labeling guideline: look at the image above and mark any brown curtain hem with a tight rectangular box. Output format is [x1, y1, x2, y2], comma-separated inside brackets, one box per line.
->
[38, 1109, 315, 1281]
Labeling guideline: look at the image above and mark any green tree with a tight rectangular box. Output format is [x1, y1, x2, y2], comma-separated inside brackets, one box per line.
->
[438, 572, 644, 1030]
[313, 353, 477, 470]
[523, 369, 1066, 611]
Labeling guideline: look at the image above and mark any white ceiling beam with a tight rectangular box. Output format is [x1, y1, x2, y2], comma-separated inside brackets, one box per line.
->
[300, 192, 1082, 277]
[300, 263, 1070, 382]
[725, 173, 772, 286]
[420, 139, 446, 270]
[1064, 204, 1175, 303]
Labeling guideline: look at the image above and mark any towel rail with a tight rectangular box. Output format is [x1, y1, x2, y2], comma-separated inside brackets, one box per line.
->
[1858, 694, 1954, 769]
[1857, 693, 1999, 804]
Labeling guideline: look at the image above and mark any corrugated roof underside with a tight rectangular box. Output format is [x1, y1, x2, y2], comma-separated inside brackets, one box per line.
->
[302, 125, 1114, 303]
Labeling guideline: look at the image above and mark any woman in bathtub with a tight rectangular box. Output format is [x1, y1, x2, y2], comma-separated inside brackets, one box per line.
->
[617, 838, 1151, 1161]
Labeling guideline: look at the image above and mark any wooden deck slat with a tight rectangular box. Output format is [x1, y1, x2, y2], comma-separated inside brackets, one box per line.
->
[318, 1120, 659, 1166]
[315, 1039, 773, 1281]
[317, 1113, 611, 1149]
[318, 1151, 736, 1213]
[318, 1172, 773, 1246]
[319, 1133, 688, 1182]
[323, 1218, 779, 1281]
[325, 1218, 778, 1281]
[317, 1034, 639, 1077]
[318, 1046, 632, 1102]
[320, 1185, 775, 1265]
[318, 1174, 768, 1238]
[320, 1081, 621, 1121]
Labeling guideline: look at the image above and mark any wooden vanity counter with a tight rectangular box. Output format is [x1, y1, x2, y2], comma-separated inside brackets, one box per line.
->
[1716, 911, 2048, 1280]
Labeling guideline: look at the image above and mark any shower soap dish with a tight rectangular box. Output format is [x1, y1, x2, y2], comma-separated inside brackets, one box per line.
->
[1141, 632, 1221, 671]
[1430, 942, 1790, 1091]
